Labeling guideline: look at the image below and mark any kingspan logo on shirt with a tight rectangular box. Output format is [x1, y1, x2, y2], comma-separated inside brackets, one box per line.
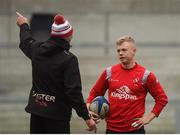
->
[111, 85, 137, 100]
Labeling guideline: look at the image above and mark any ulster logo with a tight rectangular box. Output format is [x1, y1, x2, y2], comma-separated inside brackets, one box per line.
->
[32, 91, 56, 103]
[133, 78, 139, 86]
[111, 85, 137, 100]
[133, 78, 139, 83]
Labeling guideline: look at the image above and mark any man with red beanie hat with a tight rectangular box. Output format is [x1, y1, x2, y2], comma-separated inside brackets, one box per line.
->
[16, 12, 96, 134]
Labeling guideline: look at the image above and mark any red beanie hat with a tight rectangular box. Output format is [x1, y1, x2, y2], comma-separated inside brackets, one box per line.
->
[50, 14, 73, 39]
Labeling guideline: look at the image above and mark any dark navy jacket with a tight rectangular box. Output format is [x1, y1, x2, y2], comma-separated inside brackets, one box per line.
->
[19, 23, 90, 121]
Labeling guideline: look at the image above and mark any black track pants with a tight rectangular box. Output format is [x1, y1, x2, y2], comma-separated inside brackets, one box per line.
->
[30, 114, 70, 134]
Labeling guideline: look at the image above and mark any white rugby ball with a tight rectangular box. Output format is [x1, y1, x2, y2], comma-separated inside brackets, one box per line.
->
[89, 96, 109, 119]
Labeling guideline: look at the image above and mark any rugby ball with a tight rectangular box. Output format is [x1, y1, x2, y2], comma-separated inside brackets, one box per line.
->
[89, 96, 109, 119]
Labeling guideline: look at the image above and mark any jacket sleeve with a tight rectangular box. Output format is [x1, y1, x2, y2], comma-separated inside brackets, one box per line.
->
[18, 23, 40, 59]
[146, 72, 168, 117]
[87, 70, 109, 104]
[63, 56, 90, 120]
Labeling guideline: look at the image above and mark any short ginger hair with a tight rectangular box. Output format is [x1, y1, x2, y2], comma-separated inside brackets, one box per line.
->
[116, 36, 136, 46]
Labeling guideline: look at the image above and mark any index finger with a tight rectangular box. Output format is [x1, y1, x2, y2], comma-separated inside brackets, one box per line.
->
[131, 117, 141, 121]
[16, 12, 24, 17]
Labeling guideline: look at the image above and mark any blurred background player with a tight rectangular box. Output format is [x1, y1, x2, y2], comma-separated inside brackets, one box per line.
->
[16, 12, 96, 134]
[87, 36, 168, 134]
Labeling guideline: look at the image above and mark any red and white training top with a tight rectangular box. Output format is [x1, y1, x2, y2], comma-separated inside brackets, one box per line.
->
[87, 63, 168, 132]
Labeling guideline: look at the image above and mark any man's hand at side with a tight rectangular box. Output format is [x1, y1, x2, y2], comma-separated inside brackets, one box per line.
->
[85, 118, 97, 133]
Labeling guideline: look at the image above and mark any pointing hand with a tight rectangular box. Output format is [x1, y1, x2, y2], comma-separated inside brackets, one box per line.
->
[16, 12, 28, 26]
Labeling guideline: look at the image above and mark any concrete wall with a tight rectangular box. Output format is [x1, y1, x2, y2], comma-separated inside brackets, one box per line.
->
[0, 46, 179, 133]
[0, 0, 180, 45]
[0, 0, 180, 133]
[1, 13, 180, 45]
[1, 0, 180, 14]
[109, 14, 180, 44]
